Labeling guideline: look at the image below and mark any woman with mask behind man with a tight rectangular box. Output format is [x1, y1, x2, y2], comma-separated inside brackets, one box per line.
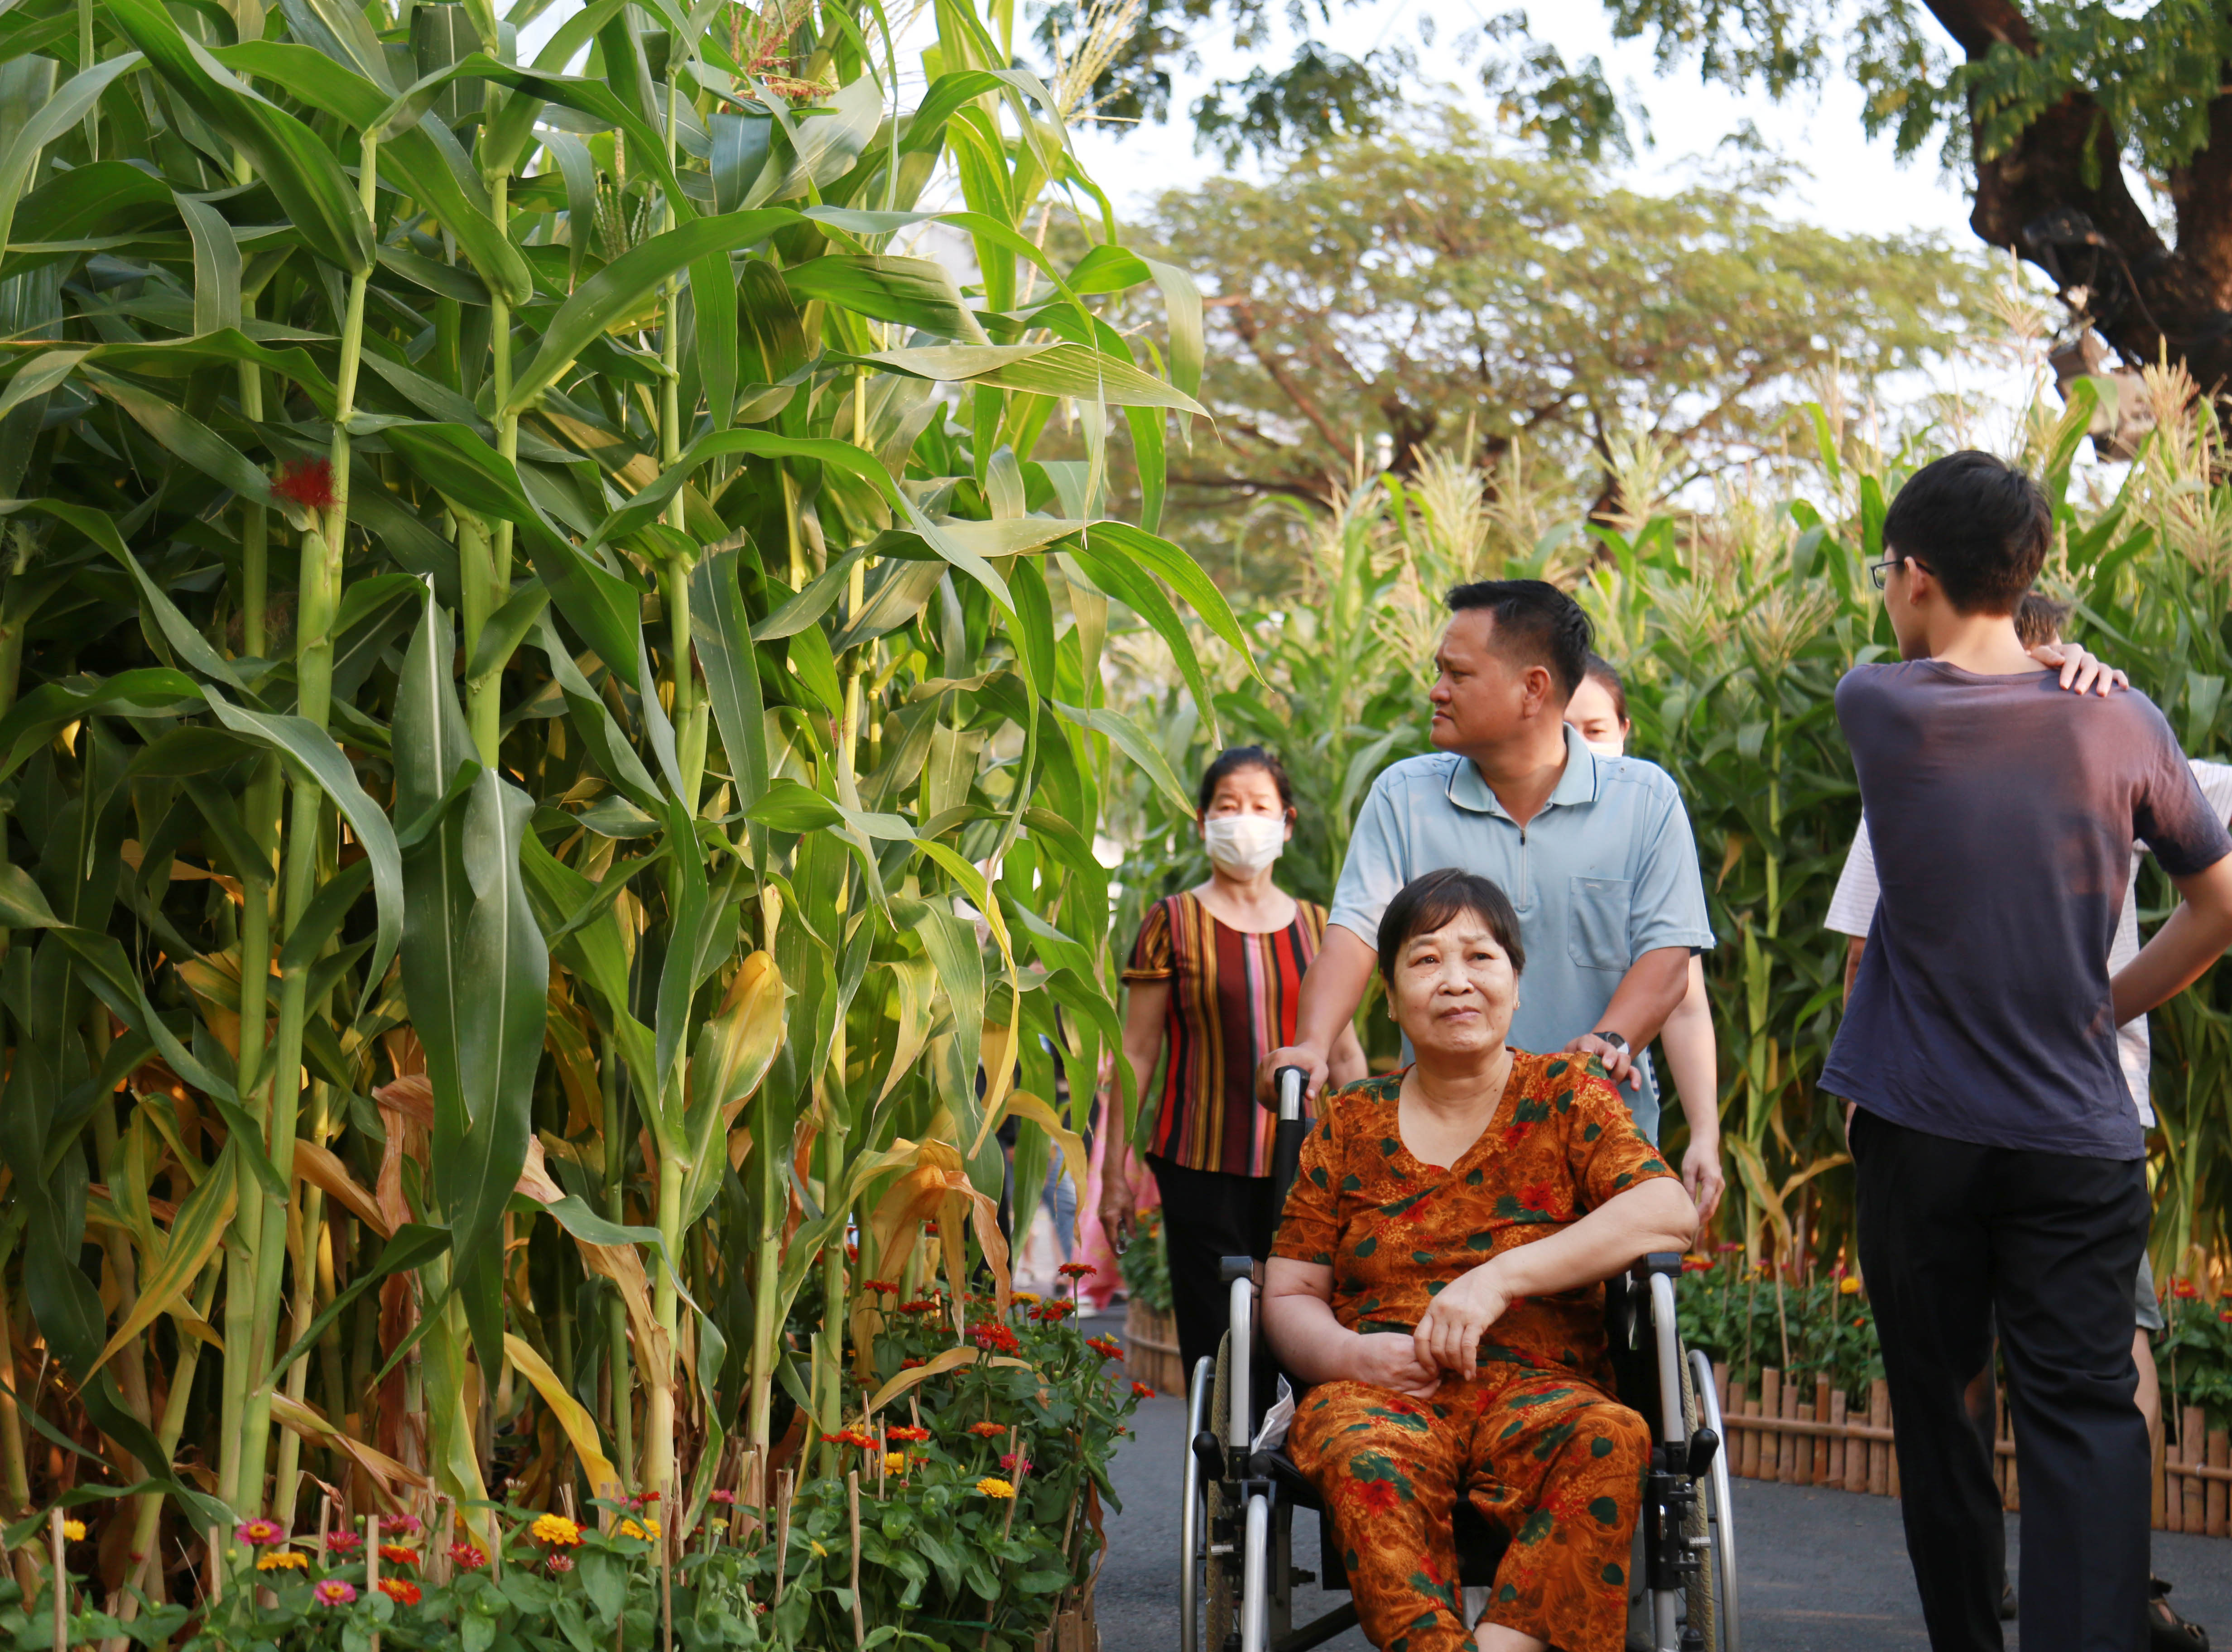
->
[1098, 747, 1369, 1379]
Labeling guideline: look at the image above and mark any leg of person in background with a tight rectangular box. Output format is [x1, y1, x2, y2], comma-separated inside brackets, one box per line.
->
[1044, 1149, 1078, 1265]
[1145, 1154, 1278, 1380]
[2135, 1256, 2208, 1650]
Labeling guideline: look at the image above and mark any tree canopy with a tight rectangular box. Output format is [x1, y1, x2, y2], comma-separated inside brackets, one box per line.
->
[1050, 0, 2232, 395]
[1139, 114, 1999, 510]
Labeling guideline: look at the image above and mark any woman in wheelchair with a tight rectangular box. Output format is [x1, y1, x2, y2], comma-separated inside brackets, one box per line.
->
[1261, 869, 1700, 1652]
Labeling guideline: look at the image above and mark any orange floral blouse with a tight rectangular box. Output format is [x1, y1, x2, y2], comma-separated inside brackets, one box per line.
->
[1270, 1052, 1677, 1382]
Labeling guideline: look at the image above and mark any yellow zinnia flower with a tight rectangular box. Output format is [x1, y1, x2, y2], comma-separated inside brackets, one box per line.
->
[256, 1551, 308, 1572]
[60, 1520, 85, 1542]
[884, 1452, 909, 1475]
[1838, 1276, 1862, 1295]
[530, 1513, 582, 1547]
[1011, 1292, 1040, 1305]
[975, 1477, 1016, 1500]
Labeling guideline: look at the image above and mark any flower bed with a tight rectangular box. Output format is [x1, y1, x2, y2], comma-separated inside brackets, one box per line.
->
[20, 1285, 1141, 1652]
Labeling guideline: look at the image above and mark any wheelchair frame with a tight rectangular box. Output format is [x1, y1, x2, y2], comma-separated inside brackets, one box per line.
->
[1178, 1069, 1741, 1652]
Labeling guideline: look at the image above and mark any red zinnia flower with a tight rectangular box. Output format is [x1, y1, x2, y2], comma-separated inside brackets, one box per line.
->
[378, 1579, 422, 1606]
[1000, 1452, 1031, 1478]
[900, 1356, 927, 1369]
[829, 1429, 877, 1449]
[1057, 1263, 1097, 1279]
[967, 1421, 1007, 1439]
[381, 1514, 423, 1537]
[2174, 1278, 2200, 1299]
[324, 1530, 363, 1555]
[1131, 1382, 1155, 1399]
[711, 1489, 736, 1506]
[271, 458, 336, 512]
[968, 1321, 1020, 1355]
[862, 1280, 902, 1296]
[448, 1542, 487, 1571]
[378, 1544, 417, 1568]
[547, 1553, 575, 1574]
[1085, 1336, 1124, 1360]
[899, 1299, 942, 1316]
[886, 1425, 930, 1444]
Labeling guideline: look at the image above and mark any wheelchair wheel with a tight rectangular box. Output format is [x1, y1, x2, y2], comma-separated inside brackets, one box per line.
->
[1689, 1349, 1740, 1652]
[1182, 1356, 1213, 1652]
[1680, 1352, 1719, 1652]
[1205, 1334, 1236, 1652]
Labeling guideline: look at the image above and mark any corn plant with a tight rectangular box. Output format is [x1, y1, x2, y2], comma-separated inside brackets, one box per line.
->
[0, 0, 1234, 1616]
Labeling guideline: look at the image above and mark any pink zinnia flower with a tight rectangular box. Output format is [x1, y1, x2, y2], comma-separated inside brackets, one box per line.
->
[236, 1518, 285, 1547]
[313, 1580, 356, 1606]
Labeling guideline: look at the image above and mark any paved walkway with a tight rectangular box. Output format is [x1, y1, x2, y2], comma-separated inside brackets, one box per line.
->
[1097, 1384, 2232, 1650]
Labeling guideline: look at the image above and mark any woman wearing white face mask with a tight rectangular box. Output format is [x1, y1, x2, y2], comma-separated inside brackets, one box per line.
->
[1563, 656, 1726, 1225]
[1099, 747, 1369, 1378]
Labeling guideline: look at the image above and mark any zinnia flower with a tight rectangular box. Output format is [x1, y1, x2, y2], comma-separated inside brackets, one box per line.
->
[967, 1321, 1020, 1355]
[324, 1531, 363, 1555]
[616, 1518, 659, 1542]
[1839, 1276, 1862, 1296]
[448, 1542, 487, 1570]
[313, 1581, 356, 1606]
[379, 1544, 417, 1567]
[1057, 1262, 1097, 1280]
[886, 1425, 930, 1444]
[1085, 1336, 1124, 1360]
[829, 1429, 877, 1449]
[1000, 1453, 1030, 1478]
[1131, 1382, 1156, 1399]
[1028, 1301, 1076, 1322]
[381, 1514, 423, 1537]
[60, 1520, 86, 1542]
[237, 1518, 285, 1547]
[547, 1553, 575, 1575]
[378, 1579, 421, 1605]
[530, 1513, 582, 1547]
[900, 1356, 927, 1369]
[884, 1452, 909, 1475]
[975, 1478, 1016, 1499]
[967, 1421, 1007, 1439]
[899, 1300, 941, 1316]
[256, 1551, 308, 1572]
[1012, 1292, 1041, 1306]
[862, 1280, 901, 1297]
[711, 1489, 736, 1506]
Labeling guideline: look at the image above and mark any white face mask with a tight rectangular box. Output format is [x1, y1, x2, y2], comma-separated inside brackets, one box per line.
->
[1203, 813, 1286, 876]
[1584, 739, 1624, 760]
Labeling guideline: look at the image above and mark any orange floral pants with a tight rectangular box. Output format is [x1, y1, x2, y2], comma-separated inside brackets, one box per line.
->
[1287, 1367, 1650, 1652]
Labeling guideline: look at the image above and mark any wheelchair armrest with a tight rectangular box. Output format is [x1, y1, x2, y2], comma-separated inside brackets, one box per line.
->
[1631, 1252, 1683, 1281]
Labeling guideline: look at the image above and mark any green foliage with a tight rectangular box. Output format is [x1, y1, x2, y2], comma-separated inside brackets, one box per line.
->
[1673, 1253, 1883, 1397]
[1134, 112, 1999, 559]
[0, 0, 1221, 1614]
[1115, 1206, 1172, 1316]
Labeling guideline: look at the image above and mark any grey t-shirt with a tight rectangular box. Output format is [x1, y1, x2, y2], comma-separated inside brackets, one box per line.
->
[1821, 660, 2232, 1159]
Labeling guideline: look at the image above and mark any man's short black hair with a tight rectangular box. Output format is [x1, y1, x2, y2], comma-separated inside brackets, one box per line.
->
[1881, 451, 2052, 615]
[1376, 869, 1526, 984]
[1444, 579, 1592, 701]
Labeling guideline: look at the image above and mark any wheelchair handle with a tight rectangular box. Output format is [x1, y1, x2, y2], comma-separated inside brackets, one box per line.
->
[1274, 1065, 1307, 1122]
[1268, 1067, 1309, 1225]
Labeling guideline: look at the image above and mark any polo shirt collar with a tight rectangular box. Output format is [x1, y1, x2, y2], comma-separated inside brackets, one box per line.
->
[1445, 724, 1603, 817]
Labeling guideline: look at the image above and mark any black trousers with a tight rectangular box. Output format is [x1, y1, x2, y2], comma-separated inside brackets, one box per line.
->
[1852, 1108, 2150, 1652]
[1147, 1155, 1280, 1382]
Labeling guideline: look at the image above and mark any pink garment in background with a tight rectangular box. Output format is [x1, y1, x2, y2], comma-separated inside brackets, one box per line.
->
[1077, 1117, 1159, 1311]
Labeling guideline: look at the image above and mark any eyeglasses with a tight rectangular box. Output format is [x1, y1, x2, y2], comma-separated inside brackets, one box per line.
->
[1867, 555, 1933, 590]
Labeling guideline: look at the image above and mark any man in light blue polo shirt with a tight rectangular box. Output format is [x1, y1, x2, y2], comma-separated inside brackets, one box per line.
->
[1265, 579, 1716, 1155]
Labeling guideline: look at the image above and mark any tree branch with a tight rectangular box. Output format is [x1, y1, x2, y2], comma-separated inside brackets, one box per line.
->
[1224, 299, 1356, 460]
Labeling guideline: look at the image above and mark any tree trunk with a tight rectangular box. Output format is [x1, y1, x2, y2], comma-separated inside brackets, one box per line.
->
[1928, 0, 2232, 393]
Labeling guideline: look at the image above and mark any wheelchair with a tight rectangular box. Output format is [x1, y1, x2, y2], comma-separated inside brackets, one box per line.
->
[1179, 1070, 1741, 1652]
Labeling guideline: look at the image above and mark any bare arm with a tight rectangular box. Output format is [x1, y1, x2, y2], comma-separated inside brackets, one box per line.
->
[1261, 1258, 1442, 1397]
[1095, 979, 1169, 1249]
[1261, 923, 1377, 1100]
[1843, 935, 1865, 1006]
[1328, 1022, 1369, 1087]
[2112, 855, 2232, 1025]
[1660, 956, 1724, 1225]
[1563, 944, 1690, 1089]
[1412, 1177, 1699, 1379]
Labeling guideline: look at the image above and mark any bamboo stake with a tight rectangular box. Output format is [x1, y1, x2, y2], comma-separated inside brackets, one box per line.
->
[50, 1509, 65, 1652]
[772, 1471, 792, 1602]
[364, 1517, 380, 1649]
[207, 1527, 222, 1605]
[846, 1471, 865, 1648]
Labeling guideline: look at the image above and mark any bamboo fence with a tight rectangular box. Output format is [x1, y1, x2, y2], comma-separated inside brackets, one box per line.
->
[1125, 1303, 1188, 1397]
[1713, 1366, 2232, 1534]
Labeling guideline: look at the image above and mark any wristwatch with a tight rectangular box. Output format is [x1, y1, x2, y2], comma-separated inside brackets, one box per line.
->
[1592, 1029, 1628, 1053]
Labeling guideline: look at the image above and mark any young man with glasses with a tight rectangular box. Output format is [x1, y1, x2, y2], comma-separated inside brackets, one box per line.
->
[1829, 451, 2232, 1652]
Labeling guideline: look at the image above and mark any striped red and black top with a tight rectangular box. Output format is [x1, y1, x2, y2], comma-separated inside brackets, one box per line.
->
[1122, 891, 1329, 1177]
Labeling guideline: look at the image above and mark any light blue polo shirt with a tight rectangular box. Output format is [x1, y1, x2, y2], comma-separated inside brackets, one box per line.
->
[1327, 726, 1715, 1140]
